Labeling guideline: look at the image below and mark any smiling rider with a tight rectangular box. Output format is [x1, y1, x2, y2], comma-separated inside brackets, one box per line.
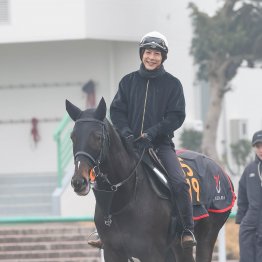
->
[89, 31, 196, 249]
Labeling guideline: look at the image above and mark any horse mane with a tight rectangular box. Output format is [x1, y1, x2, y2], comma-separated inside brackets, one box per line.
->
[80, 107, 137, 160]
[105, 118, 137, 159]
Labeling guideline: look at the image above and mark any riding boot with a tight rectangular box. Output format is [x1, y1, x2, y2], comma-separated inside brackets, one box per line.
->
[172, 190, 197, 249]
[145, 145, 197, 248]
[88, 238, 103, 249]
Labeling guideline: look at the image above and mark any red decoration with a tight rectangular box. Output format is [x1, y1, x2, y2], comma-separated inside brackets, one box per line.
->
[31, 118, 40, 145]
[82, 80, 96, 108]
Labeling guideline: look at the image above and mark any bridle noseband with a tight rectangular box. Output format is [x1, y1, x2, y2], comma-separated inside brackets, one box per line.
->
[74, 118, 109, 168]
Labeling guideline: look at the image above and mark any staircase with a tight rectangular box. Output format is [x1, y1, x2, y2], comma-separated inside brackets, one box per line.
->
[0, 221, 240, 262]
[0, 221, 100, 261]
[0, 173, 57, 217]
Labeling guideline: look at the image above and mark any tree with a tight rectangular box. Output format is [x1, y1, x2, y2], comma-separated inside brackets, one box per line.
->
[230, 139, 252, 174]
[189, 0, 262, 163]
[180, 129, 203, 152]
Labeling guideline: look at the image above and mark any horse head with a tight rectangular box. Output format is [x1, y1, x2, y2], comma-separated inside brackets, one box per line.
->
[66, 97, 108, 196]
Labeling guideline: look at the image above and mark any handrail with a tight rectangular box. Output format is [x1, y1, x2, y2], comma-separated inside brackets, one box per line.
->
[53, 113, 71, 140]
[53, 114, 73, 187]
[0, 216, 94, 224]
[229, 212, 236, 218]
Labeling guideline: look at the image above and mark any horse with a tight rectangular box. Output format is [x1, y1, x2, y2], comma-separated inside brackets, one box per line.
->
[66, 97, 235, 262]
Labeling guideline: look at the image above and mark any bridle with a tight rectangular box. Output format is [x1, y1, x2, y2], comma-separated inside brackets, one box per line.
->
[74, 118, 109, 168]
[73, 118, 143, 192]
[73, 117, 144, 228]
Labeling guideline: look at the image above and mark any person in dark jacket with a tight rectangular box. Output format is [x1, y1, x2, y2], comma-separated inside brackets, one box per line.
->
[88, 31, 196, 249]
[236, 130, 262, 262]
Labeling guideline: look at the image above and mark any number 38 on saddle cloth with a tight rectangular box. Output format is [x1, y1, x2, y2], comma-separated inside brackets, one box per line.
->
[177, 150, 236, 221]
[146, 149, 236, 221]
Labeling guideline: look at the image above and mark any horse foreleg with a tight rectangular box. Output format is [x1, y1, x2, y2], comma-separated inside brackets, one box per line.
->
[139, 251, 167, 262]
[172, 239, 195, 262]
[103, 246, 128, 262]
[137, 245, 169, 262]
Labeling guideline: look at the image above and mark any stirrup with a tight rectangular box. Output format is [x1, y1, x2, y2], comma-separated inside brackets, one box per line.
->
[87, 231, 103, 249]
[181, 229, 197, 249]
[88, 238, 103, 249]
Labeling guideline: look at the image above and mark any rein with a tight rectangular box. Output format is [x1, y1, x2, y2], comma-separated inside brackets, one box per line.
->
[93, 150, 145, 227]
[73, 117, 145, 225]
[101, 151, 144, 192]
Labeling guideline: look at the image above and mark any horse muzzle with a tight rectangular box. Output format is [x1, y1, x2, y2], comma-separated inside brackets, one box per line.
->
[71, 176, 90, 196]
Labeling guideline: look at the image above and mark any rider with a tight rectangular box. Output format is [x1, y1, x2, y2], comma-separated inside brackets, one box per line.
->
[88, 31, 196, 248]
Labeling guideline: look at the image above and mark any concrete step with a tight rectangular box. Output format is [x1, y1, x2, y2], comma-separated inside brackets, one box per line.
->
[0, 193, 52, 205]
[0, 183, 56, 194]
[0, 234, 89, 244]
[0, 241, 90, 251]
[0, 249, 99, 260]
[0, 222, 237, 262]
[0, 173, 57, 217]
[0, 204, 52, 217]
[0, 222, 100, 261]
[0, 173, 57, 184]
[0, 258, 100, 262]
[0, 224, 92, 236]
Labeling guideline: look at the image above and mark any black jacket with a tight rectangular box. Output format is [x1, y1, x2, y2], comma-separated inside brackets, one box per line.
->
[236, 156, 262, 228]
[110, 65, 186, 146]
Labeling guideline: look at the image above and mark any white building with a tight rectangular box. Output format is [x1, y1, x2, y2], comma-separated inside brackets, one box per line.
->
[0, 0, 261, 217]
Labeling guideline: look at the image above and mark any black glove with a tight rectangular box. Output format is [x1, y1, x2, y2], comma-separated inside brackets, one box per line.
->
[135, 133, 153, 152]
[123, 134, 135, 152]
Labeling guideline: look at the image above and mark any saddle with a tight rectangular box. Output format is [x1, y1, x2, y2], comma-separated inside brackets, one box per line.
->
[142, 149, 171, 199]
[142, 149, 236, 221]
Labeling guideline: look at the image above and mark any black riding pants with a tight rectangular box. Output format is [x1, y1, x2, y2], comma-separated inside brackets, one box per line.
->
[156, 144, 194, 231]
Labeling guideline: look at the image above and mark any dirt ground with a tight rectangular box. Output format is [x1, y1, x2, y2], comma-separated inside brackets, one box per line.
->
[225, 218, 240, 259]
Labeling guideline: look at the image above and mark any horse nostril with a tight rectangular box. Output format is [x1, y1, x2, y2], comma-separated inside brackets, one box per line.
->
[71, 177, 87, 192]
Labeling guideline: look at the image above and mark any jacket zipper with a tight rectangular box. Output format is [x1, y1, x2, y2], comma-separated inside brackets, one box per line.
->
[258, 161, 262, 187]
[140, 80, 149, 135]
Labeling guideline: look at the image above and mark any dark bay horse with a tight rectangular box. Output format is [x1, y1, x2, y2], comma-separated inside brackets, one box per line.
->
[66, 97, 235, 262]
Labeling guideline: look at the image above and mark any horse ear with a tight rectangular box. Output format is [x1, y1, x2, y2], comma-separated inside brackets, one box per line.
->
[65, 99, 82, 121]
[94, 97, 107, 120]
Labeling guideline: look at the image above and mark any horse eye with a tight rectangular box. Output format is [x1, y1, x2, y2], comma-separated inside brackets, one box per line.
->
[94, 132, 102, 141]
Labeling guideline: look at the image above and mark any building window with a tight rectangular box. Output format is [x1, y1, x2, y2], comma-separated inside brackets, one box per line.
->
[0, 0, 9, 24]
[242, 122, 247, 136]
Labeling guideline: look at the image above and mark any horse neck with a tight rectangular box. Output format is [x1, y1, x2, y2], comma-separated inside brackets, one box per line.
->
[98, 123, 138, 211]
[101, 123, 137, 185]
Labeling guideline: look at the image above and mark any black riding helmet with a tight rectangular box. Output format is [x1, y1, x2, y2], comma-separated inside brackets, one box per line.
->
[139, 31, 169, 63]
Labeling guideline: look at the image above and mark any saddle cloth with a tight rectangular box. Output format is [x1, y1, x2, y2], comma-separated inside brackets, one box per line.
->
[146, 149, 236, 221]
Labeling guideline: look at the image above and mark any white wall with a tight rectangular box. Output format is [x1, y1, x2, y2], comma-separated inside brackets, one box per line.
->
[85, 0, 160, 41]
[61, 182, 96, 217]
[227, 68, 262, 135]
[0, 39, 139, 174]
[214, 67, 262, 173]
[0, 0, 200, 118]
[0, 0, 86, 43]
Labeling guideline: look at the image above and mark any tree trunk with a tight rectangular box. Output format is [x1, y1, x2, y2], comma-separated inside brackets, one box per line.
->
[201, 75, 225, 164]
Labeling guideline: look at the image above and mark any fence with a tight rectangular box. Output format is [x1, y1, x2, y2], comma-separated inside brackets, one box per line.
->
[53, 113, 73, 187]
